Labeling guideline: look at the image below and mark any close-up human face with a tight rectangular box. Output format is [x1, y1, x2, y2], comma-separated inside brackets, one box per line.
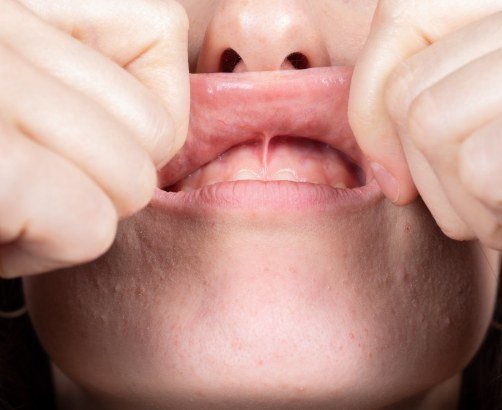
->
[22, 1, 500, 409]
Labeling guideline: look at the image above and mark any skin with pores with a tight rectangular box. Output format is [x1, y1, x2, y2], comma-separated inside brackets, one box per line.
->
[0, 0, 500, 409]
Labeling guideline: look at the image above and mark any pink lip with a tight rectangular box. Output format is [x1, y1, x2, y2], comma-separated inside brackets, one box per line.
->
[152, 66, 382, 213]
[152, 180, 381, 213]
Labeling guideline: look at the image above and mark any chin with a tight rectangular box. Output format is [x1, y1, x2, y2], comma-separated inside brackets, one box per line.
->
[23, 195, 496, 410]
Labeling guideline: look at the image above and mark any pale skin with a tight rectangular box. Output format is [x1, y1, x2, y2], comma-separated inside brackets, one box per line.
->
[0, 0, 501, 409]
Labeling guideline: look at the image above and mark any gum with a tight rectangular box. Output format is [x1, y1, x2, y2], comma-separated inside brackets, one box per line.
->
[174, 137, 360, 192]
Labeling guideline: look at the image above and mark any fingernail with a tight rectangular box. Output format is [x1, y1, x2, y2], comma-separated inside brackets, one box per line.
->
[370, 162, 400, 203]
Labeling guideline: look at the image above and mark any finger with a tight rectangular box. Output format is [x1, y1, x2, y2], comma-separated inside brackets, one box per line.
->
[386, 12, 502, 136]
[460, 116, 502, 214]
[407, 49, 502, 159]
[404, 51, 502, 242]
[0, 123, 117, 278]
[382, 14, 502, 240]
[2, 0, 190, 166]
[349, 0, 501, 204]
[0, 43, 156, 218]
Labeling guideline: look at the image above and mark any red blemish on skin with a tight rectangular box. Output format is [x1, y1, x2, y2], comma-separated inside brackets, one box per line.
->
[339, 345, 344, 351]
[257, 359, 264, 366]
[231, 338, 243, 351]
[396, 269, 410, 283]
[288, 266, 298, 274]
[349, 332, 355, 340]
[404, 223, 412, 233]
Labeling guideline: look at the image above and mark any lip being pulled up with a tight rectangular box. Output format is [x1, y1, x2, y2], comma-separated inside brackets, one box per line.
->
[153, 67, 381, 212]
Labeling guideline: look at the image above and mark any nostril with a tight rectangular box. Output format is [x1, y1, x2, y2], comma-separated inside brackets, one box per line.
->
[286, 52, 310, 70]
[220, 48, 242, 73]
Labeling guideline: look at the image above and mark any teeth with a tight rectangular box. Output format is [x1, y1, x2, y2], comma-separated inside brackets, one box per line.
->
[272, 168, 300, 182]
[233, 169, 261, 181]
[334, 182, 347, 189]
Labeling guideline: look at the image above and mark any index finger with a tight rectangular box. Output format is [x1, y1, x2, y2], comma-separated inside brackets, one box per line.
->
[14, 0, 191, 162]
[348, 0, 501, 204]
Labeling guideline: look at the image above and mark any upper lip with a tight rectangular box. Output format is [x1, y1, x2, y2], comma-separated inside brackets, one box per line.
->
[158, 66, 367, 190]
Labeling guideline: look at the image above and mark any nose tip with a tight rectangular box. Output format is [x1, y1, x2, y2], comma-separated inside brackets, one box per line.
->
[196, 0, 330, 73]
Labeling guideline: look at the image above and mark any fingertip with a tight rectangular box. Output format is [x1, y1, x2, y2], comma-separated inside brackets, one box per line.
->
[370, 160, 418, 205]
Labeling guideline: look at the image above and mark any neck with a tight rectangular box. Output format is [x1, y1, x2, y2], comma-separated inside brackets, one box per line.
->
[53, 365, 460, 410]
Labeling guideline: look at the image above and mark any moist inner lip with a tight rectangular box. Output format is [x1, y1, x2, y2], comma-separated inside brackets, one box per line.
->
[167, 136, 364, 193]
[158, 67, 369, 191]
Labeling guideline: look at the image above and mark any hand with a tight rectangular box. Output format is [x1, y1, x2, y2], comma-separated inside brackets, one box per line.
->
[349, 0, 502, 249]
[0, 0, 190, 278]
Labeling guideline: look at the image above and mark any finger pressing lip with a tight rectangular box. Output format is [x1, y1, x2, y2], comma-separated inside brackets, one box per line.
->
[0, 0, 184, 168]
[348, 1, 501, 206]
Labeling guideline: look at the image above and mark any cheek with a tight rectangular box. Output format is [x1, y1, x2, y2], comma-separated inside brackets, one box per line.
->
[23, 200, 497, 408]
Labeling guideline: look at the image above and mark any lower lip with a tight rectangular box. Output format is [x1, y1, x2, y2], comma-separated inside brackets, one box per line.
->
[151, 180, 383, 214]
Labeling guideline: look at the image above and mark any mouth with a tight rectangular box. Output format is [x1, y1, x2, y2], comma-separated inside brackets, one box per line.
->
[153, 67, 380, 212]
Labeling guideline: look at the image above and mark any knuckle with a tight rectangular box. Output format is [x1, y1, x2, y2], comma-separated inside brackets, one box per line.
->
[428, 202, 475, 241]
[375, 0, 410, 24]
[165, 0, 190, 31]
[68, 197, 118, 264]
[459, 137, 502, 209]
[477, 221, 502, 251]
[407, 90, 441, 154]
[483, 190, 502, 211]
[438, 220, 475, 242]
[147, 0, 189, 34]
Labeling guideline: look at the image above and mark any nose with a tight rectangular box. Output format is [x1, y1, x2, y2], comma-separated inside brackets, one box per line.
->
[196, 0, 331, 73]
